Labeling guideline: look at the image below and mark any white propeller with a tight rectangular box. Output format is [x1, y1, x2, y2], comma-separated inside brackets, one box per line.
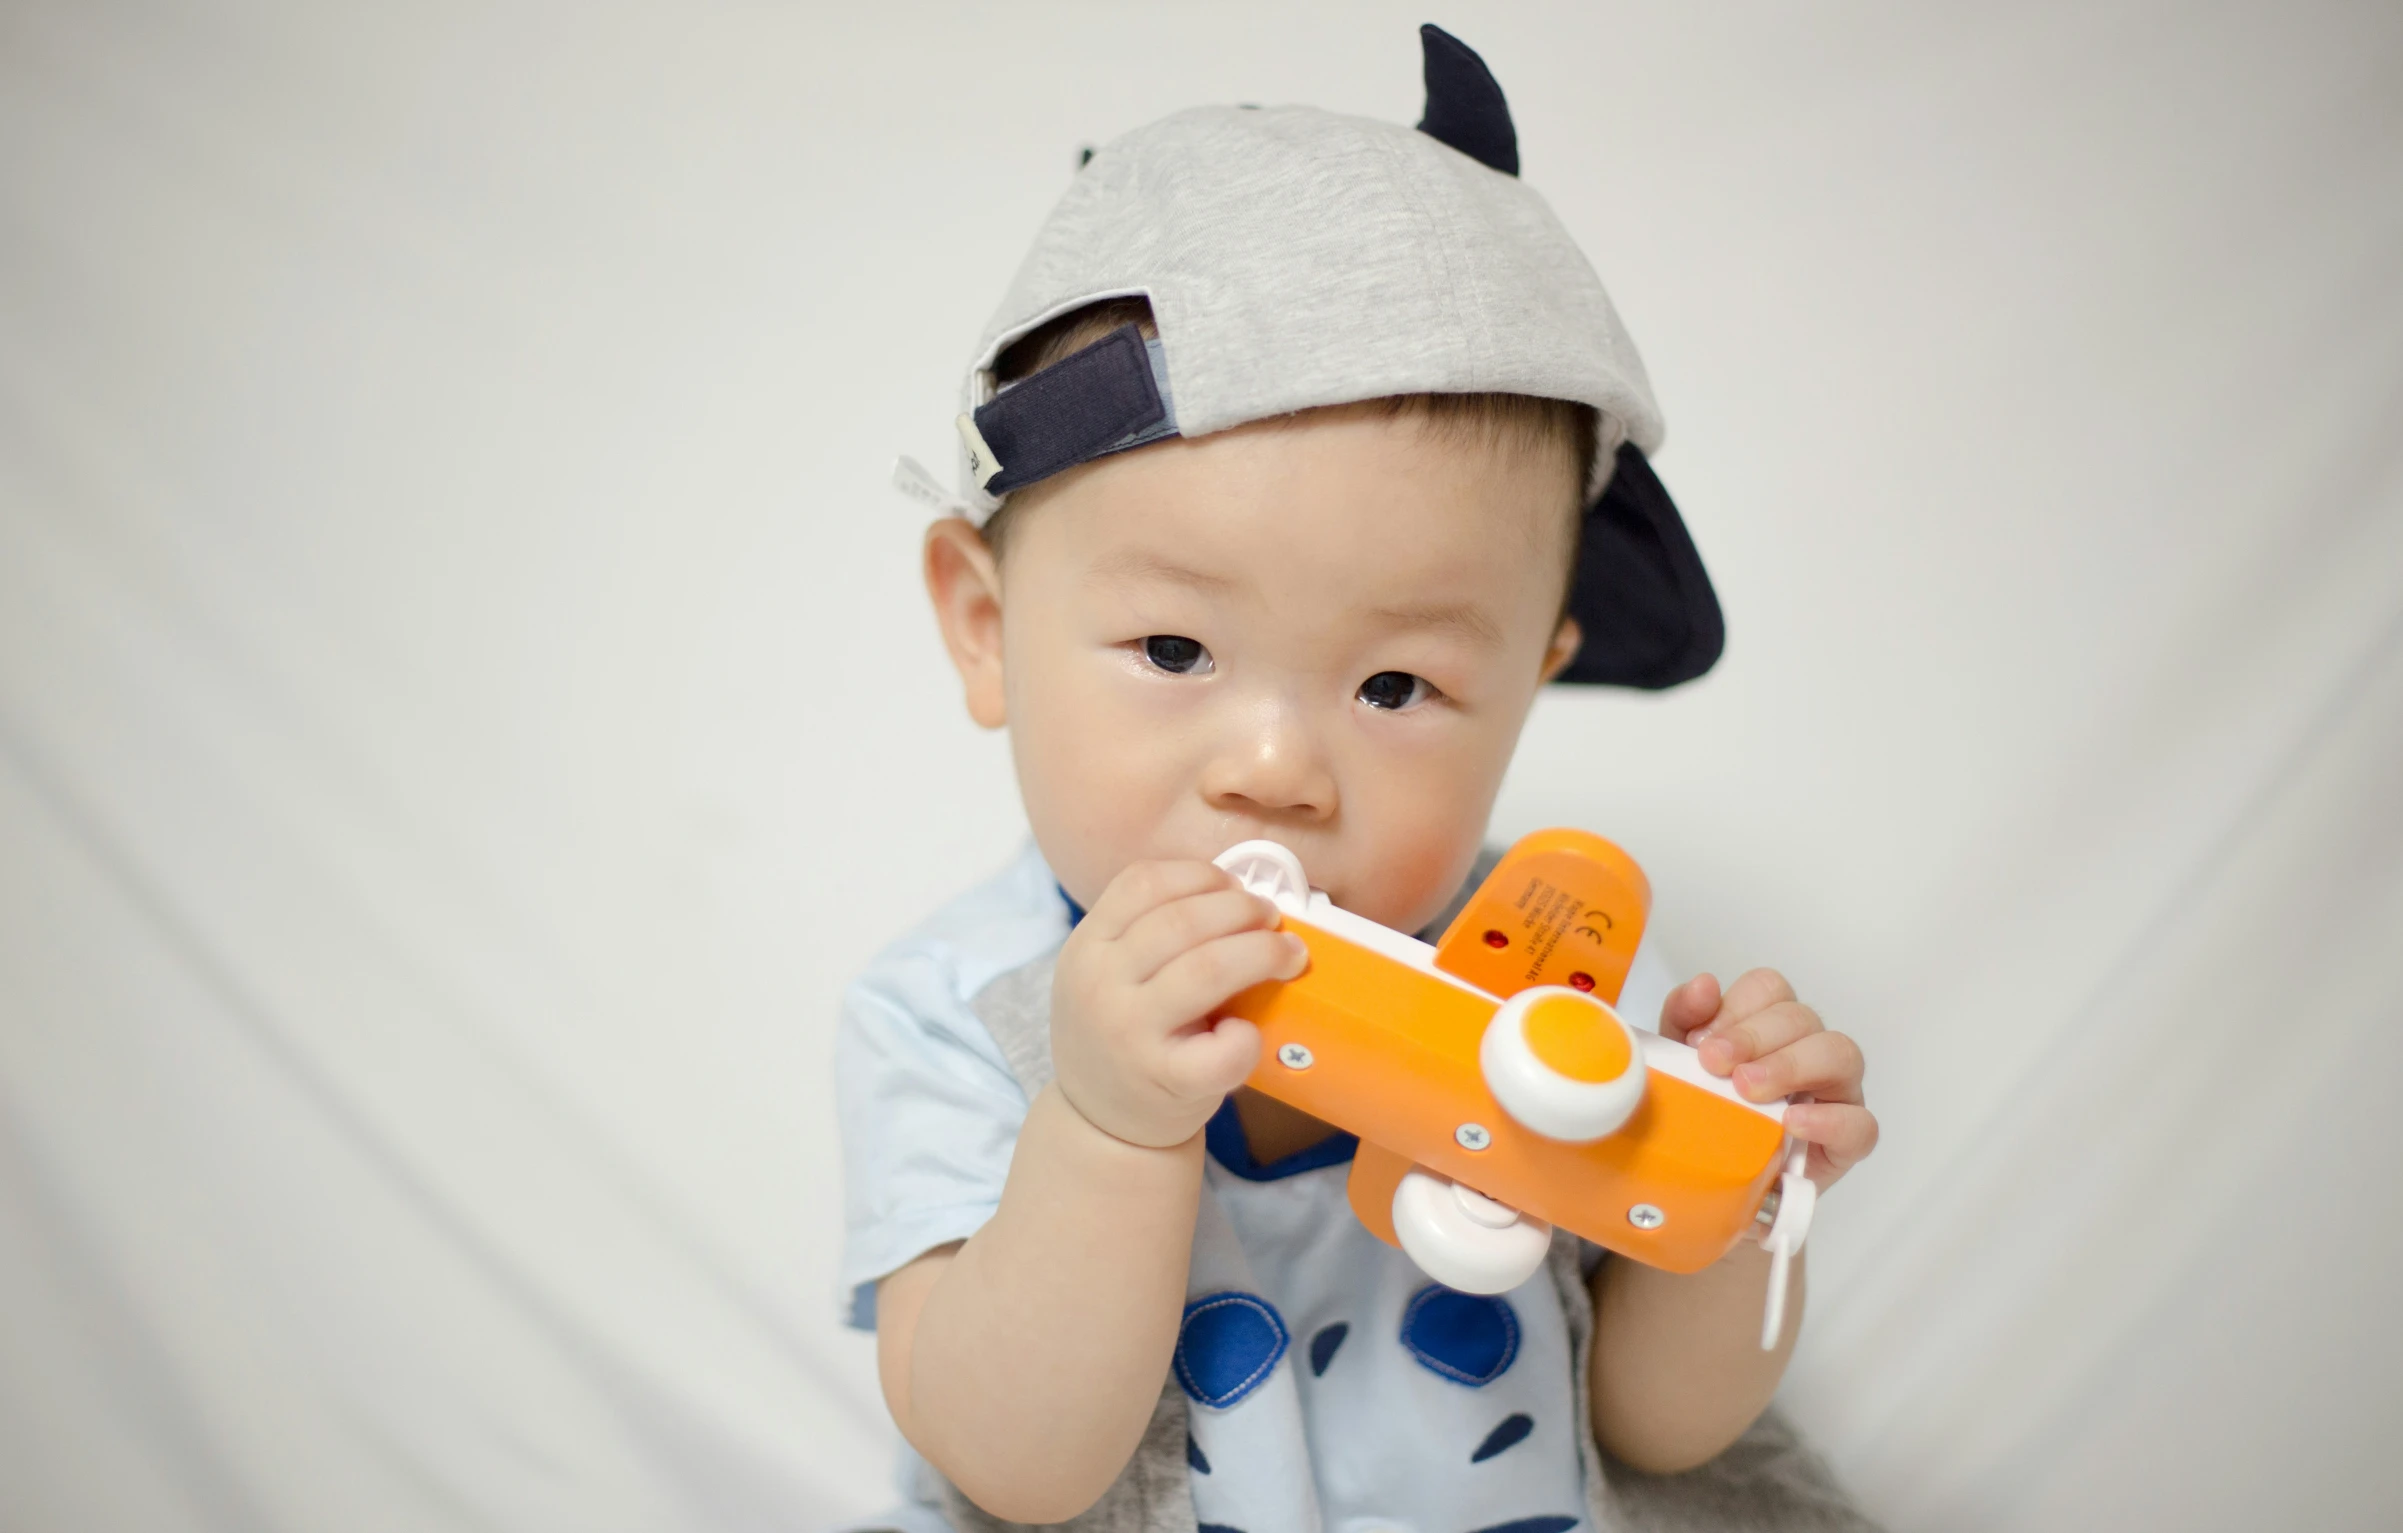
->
[1757, 1141, 1816, 1350]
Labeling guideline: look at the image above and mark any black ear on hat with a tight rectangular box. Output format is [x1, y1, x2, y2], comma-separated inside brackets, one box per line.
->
[1416, 24, 1718, 686]
[1557, 444, 1726, 688]
[1416, 24, 1518, 176]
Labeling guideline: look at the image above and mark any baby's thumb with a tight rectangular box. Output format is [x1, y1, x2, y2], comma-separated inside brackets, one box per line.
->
[1659, 973, 1721, 1044]
[1169, 1015, 1262, 1100]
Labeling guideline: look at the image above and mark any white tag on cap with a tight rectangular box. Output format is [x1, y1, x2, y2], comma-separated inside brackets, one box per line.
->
[954, 413, 1003, 489]
[890, 455, 975, 519]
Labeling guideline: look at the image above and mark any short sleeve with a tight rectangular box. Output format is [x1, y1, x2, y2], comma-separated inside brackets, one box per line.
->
[834, 956, 1034, 1331]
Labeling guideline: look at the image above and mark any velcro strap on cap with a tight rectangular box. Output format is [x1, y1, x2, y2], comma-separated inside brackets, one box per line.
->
[970, 324, 1176, 497]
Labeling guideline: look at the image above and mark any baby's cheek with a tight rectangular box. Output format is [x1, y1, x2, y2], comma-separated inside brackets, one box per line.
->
[1344, 813, 1486, 932]
[1015, 715, 1186, 904]
[1024, 781, 1149, 911]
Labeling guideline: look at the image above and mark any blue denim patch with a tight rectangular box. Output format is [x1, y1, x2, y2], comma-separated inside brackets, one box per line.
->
[1174, 1292, 1289, 1409]
[1399, 1285, 1520, 1387]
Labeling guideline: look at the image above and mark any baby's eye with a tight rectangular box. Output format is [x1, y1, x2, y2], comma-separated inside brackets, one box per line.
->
[1142, 634, 1213, 675]
[1357, 670, 1432, 711]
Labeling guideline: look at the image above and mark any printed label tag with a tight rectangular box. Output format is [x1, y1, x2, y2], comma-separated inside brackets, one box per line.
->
[890, 454, 960, 513]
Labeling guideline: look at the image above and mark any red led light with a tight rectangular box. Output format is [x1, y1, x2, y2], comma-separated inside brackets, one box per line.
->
[1482, 929, 1509, 948]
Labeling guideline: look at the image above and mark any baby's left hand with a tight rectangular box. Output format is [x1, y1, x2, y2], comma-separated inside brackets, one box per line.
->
[1661, 970, 1877, 1192]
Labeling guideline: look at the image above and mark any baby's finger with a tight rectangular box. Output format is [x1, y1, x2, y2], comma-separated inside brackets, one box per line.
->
[1730, 1030, 1865, 1104]
[1686, 967, 1798, 1045]
[1080, 860, 1234, 942]
[1144, 927, 1310, 1030]
[1697, 999, 1824, 1076]
[1115, 886, 1283, 983]
[1784, 1102, 1879, 1186]
[1657, 974, 1720, 1044]
[1160, 1015, 1263, 1103]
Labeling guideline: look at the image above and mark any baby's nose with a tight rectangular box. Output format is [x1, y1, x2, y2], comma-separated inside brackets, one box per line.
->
[1199, 705, 1338, 822]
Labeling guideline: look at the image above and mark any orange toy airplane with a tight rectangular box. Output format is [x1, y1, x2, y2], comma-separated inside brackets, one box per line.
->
[1214, 830, 1815, 1349]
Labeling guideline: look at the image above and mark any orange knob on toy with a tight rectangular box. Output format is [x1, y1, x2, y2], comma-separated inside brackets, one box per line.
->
[1522, 991, 1633, 1081]
[1480, 987, 1646, 1142]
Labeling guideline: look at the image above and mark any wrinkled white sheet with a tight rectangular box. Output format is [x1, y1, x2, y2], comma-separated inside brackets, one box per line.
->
[2, 2, 2397, 1528]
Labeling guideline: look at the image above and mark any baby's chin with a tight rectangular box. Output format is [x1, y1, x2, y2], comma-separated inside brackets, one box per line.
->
[1330, 850, 1487, 935]
[1322, 882, 1448, 936]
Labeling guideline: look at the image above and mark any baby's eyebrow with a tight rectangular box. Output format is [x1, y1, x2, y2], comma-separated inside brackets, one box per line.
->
[1366, 599, 1506, 648]
[1086, 549, 1235, 593]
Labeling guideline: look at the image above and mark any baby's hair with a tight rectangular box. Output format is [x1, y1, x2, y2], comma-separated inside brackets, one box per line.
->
[983, 297, 1599, 607]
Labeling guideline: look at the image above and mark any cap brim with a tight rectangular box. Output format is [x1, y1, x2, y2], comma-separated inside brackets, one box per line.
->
[1554, 443, 1724, 688]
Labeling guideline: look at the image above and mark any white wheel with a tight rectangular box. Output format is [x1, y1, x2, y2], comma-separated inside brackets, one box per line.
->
[1480, 986, 1646, 1143]
[1391, 1168, 1553, 1294]
[1213, 839, 1310, 914]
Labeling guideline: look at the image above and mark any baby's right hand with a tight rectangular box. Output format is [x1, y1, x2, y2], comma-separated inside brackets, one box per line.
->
[1049, 860, 1308, 1149]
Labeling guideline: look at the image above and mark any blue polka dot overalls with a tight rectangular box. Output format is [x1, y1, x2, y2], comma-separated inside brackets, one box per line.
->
[1176, 1099, 1591, 1533]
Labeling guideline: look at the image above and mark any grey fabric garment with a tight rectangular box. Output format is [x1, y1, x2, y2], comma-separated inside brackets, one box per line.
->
[1597, 1411, 1881, 1533]
[970, 953, 1060, 1101]
[898, 911, 1878, 1533]
[956, 103, 1662, 519]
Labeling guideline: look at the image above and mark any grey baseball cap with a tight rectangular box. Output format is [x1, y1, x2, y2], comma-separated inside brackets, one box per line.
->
[897, 26, 1723, 688]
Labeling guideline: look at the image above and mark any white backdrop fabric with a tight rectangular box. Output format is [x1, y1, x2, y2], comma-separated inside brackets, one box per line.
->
[3, 2, 2399, 1529]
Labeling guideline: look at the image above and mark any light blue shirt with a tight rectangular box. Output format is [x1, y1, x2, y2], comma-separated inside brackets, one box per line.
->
[836, 843, 1678, 1533]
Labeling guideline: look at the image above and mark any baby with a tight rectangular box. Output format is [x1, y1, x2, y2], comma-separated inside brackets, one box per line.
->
[841, 28, 1877, 1533]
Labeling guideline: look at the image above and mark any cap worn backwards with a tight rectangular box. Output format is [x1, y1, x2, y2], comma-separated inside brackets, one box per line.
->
[899, 24, 1724, 691]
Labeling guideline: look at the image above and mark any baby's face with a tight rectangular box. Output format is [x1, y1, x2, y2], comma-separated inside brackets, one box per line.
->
[926, 405, 1582, 935]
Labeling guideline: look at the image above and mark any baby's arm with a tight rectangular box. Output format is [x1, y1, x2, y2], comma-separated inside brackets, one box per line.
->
[875, 862, 1305, 1523]
[1589, 970, 1878, 1472]
[875, 1086, 1204, 1521]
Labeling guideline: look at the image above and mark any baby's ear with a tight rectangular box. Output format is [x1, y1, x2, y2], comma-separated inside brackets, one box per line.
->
[922, 517, 1009, 728]
[1540, 616, 1584, 683]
